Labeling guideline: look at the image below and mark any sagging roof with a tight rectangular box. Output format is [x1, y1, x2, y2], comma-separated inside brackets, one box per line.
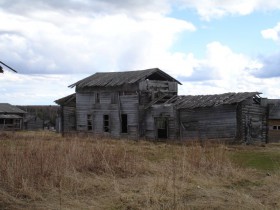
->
[55, 93, 76, 106]
[163, 92, 261, 109]
[69, 68, 181, 89]
[0, 103, 26, 114]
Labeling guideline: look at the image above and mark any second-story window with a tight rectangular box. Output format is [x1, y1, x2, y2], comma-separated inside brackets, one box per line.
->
[95, 92, 100, 103]
[111, 92, 118, 104]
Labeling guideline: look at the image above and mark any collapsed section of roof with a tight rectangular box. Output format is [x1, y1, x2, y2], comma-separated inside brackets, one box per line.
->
[160, 92, 261, 109]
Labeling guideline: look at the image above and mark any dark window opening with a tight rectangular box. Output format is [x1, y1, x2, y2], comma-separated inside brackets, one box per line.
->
[103, 115, 110, 132]
[87, 114, 92, 130]
[272, 125, 280, 130]
[121, 114, 128, 133]
[96, 93, 100, 103]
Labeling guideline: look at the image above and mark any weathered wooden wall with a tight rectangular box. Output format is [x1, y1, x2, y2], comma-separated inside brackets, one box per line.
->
[76, 90, 139, 139]
[143, 105, 177, 140]
[74, 79, 179, 140]
[268, 119, 280, 142]
[62, 106, 76, 132]
[179, 105, 237, 141]
[237, 102, 267, 143]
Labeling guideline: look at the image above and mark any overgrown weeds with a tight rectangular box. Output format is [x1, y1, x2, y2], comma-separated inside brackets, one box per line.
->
[0, 131, 279, 210]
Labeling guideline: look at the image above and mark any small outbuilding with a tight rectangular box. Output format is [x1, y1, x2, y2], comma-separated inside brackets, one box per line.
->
[265, 99, 280, 142]
[0, 103, 26, 130]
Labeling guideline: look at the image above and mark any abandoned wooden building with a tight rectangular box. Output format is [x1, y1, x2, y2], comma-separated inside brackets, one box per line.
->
[0, 103, 26, 130]
[55, 68, 269, 143]
[264, 99, 280, 143]
[23, 114, 44, 130]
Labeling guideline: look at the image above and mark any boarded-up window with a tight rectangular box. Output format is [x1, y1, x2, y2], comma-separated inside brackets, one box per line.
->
[103, 115, 110, 132]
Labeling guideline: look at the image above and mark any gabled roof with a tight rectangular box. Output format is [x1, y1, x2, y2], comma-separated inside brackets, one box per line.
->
[55, 93, 76, 106]
[0, 103, 26, 114]
[162, 92, 261, 109]
[69, 68, 181, 88]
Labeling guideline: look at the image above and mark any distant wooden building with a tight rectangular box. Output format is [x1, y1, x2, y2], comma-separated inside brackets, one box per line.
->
[0, 103, 26, 130]
[55, 68, 268, 143]
[265, 99, 280, 143]
[23, 114, 44, 130]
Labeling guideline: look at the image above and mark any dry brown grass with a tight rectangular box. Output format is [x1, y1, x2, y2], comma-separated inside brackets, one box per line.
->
[0, 131, 279, 210]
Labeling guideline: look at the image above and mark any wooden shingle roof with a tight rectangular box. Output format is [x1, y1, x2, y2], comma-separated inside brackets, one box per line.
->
[69, 68, 181, 88]
[0, 103, 26, 114]
[163, 92, 261, 109]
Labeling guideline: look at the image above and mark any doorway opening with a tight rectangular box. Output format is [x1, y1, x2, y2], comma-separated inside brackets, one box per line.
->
[156, 117, 168, 139]
[121, 114, 128, 133]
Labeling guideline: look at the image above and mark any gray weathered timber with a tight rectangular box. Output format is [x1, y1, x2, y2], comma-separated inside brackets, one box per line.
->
[55, 68, 272, 144]
[179, 105, 237, 140]
[55, 93, 76, 133]
[0, 103, 26, 130]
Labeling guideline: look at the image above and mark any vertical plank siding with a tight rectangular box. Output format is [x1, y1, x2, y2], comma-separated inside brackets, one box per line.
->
[120, 95, 139, 139]
[75, 91, 140, 139]
[76, 92, 95, 131]
[63, 106, 76, 132]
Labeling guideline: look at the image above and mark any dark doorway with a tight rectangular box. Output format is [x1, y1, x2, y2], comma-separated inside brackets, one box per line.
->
[103, 115, 110, 132]
[121, 114, 128, 133]
[156, 117, 168, 139]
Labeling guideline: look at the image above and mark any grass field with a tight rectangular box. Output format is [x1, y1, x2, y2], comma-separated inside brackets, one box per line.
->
[0, 131, 280, 210]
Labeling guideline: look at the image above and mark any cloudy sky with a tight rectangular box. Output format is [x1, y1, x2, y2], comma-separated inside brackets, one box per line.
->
[0, 0, 280, 105]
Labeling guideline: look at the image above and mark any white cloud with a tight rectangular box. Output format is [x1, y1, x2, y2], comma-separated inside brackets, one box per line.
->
[177, 41, 280, 98]
[0, 72, 84, 105]
[179, 0, 280, 20]
[261, 22, 280, 42]
[253, 52, 280, 78]
[0, 9, 195, 75]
